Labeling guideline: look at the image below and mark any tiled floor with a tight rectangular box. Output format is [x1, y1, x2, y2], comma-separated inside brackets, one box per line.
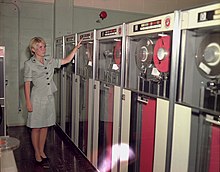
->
[7, 126, 98, 172]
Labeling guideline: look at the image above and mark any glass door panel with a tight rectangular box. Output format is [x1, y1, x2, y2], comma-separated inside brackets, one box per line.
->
[64, 34, 75, 138]
[54, 37, 64, 127]
[77, 31, 94, 156]
[78, 77, 89, 154]
[98, 83, 114, 171]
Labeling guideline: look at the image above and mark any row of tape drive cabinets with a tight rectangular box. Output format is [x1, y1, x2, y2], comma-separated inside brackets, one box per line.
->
[54, 3, 220, 172]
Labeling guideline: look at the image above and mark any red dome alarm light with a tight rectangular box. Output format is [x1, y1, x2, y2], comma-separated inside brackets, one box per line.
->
[99, 11, 107, 20]
[96, 11, 108, 23]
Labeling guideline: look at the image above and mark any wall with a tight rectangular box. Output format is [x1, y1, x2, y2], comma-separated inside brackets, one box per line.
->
[0, 0, 54, 126]
[54, 0, 74, 37]
[74, 0, 214, 15]
[17, 0, 215, 15]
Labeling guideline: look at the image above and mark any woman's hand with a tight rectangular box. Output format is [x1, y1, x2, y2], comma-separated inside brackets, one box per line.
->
[61, 38, 84, 65]
[26, 101, 33, 112]
[76, 38, 83, 49]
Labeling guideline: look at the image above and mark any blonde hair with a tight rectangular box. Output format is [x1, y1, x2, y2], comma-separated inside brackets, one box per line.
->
[29, 37, 46, 55]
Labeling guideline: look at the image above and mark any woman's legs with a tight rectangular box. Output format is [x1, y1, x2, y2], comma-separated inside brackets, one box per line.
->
[39, 127, 48, 158]
[31, 127, 48, 161]
[31, 128, 41, 161]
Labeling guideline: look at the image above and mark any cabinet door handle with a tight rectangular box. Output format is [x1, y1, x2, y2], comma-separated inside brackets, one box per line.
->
[103, 84, 110, 89]
[205, 118, 220, 126]
[137, 97, 148, 104]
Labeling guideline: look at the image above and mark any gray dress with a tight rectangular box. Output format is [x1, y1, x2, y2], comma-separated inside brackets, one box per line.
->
[24, 56, 62, 128]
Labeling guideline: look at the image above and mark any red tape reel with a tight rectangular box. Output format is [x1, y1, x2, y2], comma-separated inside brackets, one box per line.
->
[153, 36, 171, 73]
[114, 41, 122, 66]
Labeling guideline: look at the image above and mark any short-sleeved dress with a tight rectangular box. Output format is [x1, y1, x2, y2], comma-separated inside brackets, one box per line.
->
[24, 56, 62, 128]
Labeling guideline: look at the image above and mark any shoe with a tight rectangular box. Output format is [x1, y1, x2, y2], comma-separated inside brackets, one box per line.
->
[42, 163, 50, 169]
[35, 160, 43, 166]
[36, 157, 50, 169]
[41, 156, 49, 162]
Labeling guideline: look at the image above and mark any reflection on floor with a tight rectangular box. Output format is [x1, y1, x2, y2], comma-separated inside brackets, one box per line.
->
[7, 125, 97, 172]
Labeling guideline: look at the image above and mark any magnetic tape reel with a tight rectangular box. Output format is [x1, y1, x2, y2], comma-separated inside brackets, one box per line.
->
[153, 35, 171, 73]
[196, 32, 220, 79]
[103, 50, 113, 58]
[103, 49, 113, 70]
[85, 43, 93, 66]
[135, 38, 154, 72]
[113, 41, 121, 66]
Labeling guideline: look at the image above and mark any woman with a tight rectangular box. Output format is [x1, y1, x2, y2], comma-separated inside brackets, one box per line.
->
[24, 37, 82, 165]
